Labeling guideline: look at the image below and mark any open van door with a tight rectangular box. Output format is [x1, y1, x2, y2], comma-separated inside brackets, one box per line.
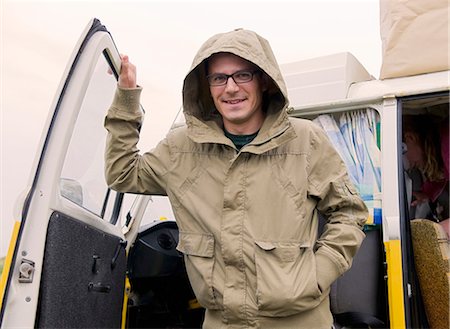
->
[0, 18, 140, 328]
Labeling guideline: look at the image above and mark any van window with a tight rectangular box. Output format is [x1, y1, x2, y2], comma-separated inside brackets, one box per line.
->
[312, 108, 382, 225]
[60, 52, 118, 221]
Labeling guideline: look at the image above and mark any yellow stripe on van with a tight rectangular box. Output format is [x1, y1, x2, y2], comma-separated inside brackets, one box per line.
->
[121, 276, 131, 328]
[0, 221, 21, 310]
[384, 239, 406, 329]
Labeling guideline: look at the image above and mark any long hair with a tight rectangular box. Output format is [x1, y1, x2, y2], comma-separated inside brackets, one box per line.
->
[403, 115, 444, 181]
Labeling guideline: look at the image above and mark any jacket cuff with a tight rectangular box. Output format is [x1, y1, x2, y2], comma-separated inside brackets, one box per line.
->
[315, 251, 342, 293]
[112, 86, 143, 114]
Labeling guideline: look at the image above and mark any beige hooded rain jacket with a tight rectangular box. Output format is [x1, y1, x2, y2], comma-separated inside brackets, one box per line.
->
[105, 29, 368, 328]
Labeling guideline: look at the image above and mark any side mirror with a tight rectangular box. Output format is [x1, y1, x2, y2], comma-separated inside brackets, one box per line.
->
[60, 178, 83, 206]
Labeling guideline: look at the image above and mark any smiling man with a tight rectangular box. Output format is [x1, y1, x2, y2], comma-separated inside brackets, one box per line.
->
[207, 52, 267, 135]
[105, 28, 368, 328]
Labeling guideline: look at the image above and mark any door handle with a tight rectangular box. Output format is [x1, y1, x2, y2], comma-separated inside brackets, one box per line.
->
[88, 282, 111, 293]
[111, 239, 127, 269]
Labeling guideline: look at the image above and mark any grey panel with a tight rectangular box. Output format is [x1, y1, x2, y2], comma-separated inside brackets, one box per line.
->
[36, 212, 126, 328]
[330, 228, 386, 327]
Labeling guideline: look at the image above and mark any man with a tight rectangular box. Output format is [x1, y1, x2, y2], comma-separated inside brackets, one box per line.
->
[105, 29, 368, 328]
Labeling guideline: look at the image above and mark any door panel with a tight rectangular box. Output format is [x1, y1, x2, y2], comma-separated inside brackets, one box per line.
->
[36, 212, 126, 328]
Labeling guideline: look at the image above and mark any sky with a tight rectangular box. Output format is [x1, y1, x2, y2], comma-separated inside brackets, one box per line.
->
[1, 0, 382, 256]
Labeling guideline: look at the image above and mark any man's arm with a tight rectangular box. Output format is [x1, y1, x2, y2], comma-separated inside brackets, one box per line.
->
[307, 124, 368, 293]
[104, 56, 169, 195]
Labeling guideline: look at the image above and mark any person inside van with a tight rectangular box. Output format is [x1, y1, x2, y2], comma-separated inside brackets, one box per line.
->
[104, 29, 368, 328]
[403, 114, 449, 237]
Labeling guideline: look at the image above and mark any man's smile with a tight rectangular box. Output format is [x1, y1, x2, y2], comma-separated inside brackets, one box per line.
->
[223, 98, 245, 104]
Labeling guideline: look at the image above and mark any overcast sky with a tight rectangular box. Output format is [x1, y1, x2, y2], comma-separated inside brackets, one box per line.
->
[1, 0, 381, 256]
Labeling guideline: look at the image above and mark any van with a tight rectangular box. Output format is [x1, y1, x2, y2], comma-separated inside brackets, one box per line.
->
[0, 18, 448, 328]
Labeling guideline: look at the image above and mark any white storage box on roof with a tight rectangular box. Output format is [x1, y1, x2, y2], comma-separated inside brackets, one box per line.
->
[280, 52, 373, 108]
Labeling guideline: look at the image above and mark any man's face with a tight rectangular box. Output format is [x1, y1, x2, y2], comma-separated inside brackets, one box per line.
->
[208, 53, 267, 135]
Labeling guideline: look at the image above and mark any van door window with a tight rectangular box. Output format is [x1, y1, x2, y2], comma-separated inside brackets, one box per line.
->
[60, 53, 118, 220]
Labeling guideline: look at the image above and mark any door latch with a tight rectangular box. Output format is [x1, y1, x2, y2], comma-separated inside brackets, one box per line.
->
[18, 259, 35, 283]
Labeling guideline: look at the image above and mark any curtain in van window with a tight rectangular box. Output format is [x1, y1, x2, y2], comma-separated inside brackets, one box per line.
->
[313, 114, 361, 184]
[313, 109, 382, 225]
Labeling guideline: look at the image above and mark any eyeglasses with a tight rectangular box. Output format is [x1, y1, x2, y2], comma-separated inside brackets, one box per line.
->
[206, 70, 260, 86]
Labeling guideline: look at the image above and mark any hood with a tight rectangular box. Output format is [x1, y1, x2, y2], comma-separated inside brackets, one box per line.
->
[182, 29, 289, 138]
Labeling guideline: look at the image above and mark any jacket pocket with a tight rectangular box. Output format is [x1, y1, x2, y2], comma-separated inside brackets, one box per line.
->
[254, 241, 322, 317]
[176, 231, 219, 310]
